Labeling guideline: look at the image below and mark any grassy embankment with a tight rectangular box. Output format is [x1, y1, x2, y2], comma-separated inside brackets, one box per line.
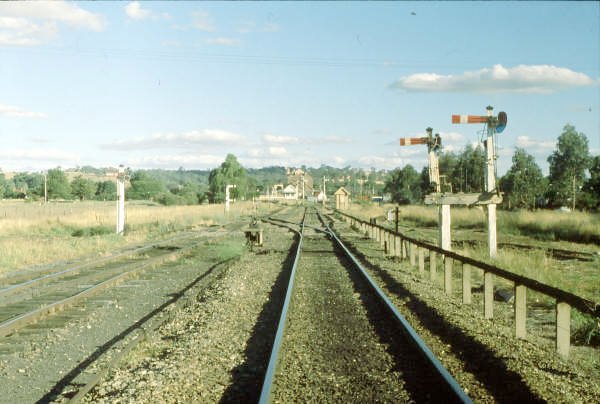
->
[0, 200, 266, 276]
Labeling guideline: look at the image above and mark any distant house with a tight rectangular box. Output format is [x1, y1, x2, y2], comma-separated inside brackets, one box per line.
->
[283, 184, 297, 200]
[286, 168, 313, 199]
[334, 187, 350, 210]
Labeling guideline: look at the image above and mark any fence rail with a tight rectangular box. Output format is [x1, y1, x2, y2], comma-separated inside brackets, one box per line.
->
[334, 209, 600, 359]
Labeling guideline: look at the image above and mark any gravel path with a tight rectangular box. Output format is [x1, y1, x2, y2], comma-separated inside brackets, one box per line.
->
[85, 218, 297, 403]
[0, 229, 243, 403]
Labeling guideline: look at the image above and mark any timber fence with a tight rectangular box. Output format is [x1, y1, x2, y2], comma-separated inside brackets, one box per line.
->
[335, 209, 600, 359]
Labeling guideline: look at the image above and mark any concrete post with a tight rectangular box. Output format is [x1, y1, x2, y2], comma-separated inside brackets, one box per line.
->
[439, 204, 451, 251]
[418, 247, 425, 275]
[444, 256, 452, 295]
[430, 251, 436, 282]
[409, 243, 416, 267]
[556, 302, 571, 358]
[401, 238, 407, 259]
[462, 264, 471, 304]
[484, 272, 494, 319]
[515, 284, 527, 339]
[488, 204, 497, 258]
[116, 165, 125, 235]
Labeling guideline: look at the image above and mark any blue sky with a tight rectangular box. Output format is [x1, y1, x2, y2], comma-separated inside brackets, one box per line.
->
[0, 1, 598, 175]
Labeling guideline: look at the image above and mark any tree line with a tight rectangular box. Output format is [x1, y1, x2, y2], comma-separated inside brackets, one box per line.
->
[0, 124, 597, 210]
[384, 124, 599, 210]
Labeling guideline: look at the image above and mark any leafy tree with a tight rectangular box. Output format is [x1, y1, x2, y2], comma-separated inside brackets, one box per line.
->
[71, 175, 96, 201]
[451, 144, 486, 193]
[127, 171, 166, 200]
[95, 180, 117, 201]
[500, 148, 546, 209]
[384, 165, 421, 204]
[437, 151, 459, 193]
[0, 173, 8, 199]
[547, 124, 591, 209]
[11, 173, 44, 198]
[47, 168, 71, 199]
[208, 154, 248, 203]
[581, 155, 600, 210]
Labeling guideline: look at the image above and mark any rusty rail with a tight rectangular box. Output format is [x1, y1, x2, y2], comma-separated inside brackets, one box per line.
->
[335, 209, 599, 358]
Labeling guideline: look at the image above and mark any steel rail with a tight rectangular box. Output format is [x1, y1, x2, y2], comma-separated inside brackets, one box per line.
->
[0, 229, 214, 297]
[0, 240, 201, 338]
[317, 211, 472, 404]
[258, 209, 306, 404]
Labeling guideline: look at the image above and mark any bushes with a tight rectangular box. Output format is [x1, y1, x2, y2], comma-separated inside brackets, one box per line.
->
[71, 225, 113, 237]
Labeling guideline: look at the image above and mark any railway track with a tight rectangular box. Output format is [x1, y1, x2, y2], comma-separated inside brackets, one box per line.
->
[259, 208, 470, 403]
[0, 228, 224, 338]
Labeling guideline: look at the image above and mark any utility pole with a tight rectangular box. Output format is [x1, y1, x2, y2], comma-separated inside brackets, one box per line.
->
[322, 176, 327, 206]
[116, 165, 126, 235]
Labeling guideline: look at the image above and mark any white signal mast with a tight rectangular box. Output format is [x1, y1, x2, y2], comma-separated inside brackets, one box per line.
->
[451, 105, 507, 258]
[400, 128, 449, 249]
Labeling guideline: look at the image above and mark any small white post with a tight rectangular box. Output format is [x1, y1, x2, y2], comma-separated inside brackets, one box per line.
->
[225, 184, 236, 213]
[116, 165, 125, 235]
[439, 204, 451, 251]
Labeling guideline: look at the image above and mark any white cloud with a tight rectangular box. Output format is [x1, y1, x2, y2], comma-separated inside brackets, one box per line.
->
[0, 148, 79, 163]
[101, 129, 245, 150]
[125, 2, 151, 20]
[191, 11, 214, 31]
[0, 1, 104, 46]
[0, 1, 104, 30]
[127, 154, 224, 169]
[263, 134, 299, 144]
[438, 131, 465, 143]
[237, 21, 280, 34]
[268, 146, 287, 157]
[0, 17, 58, 46]
[0, 103, 47, 118]
[515, 135, 556, 151]
[205, 37, 240, 46]
[390, 64, 598, 94]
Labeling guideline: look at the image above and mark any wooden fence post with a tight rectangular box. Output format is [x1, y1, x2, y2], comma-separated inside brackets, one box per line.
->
[418, 247, 425, 275]
[409, 243, 416, 267]
[515, 284, 526, 339]
[484, 271, 494, 319]
[430, 251, 436, 282]
[444, 256, 453, 295]
[556, 302, 571, 358]
[462, 263, 471, 304]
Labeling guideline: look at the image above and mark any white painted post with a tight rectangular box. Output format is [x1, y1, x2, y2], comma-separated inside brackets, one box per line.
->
[418, 247, 425, 275]
[439, 204, 451, 251]
[225, 184, 236, 213]
[116, 165, 125, 235]
[485, 106, 498, 258]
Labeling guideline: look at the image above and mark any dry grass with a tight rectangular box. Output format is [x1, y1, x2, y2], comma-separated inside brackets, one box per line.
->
[0, 200, 262, 276]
